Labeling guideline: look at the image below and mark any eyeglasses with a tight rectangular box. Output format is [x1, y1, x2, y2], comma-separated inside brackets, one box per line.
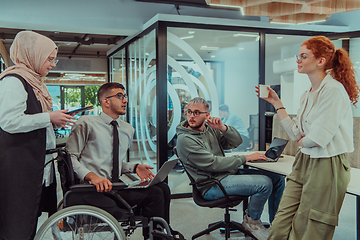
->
[106, 92, 127, 100]
[295, 55, 309, 63]
[47, 58, 59, 65]
[186, 110, 207, 117]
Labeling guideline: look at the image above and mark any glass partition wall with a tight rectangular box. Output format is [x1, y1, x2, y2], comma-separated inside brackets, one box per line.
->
[128, 30, 157, 167]
[108, 19, 352, 196]
[0, 55, 5, 73]
[110, 30, 158, 171]
[264, 34, 343, 144]
[165, 28, 261, 194]
[349, 38, 360, 117]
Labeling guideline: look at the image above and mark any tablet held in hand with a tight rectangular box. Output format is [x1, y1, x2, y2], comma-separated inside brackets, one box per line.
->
[66, 106, 94, 115]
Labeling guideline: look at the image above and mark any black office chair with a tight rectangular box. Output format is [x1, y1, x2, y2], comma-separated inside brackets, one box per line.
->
[173, 148, 254, 240]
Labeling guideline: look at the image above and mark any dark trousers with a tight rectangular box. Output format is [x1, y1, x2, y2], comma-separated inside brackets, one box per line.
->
[116, 182, 171, 223]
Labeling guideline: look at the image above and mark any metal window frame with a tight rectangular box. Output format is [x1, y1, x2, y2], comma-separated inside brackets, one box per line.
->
[107, 18, 356, 170]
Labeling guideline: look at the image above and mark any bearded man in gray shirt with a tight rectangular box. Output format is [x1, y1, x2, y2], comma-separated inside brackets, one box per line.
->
[66, 82, 183, 240]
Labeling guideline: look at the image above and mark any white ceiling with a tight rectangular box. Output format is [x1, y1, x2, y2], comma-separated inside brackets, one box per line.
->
[1, 0, 360, 60]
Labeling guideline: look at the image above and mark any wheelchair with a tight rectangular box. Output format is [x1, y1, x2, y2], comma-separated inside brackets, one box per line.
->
[35, 146, 175, 240]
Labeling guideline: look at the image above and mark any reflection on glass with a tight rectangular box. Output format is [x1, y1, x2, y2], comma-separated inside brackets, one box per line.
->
[219, 104, 251, 151]
[350, 38, 360, 116]
[0, 56, 5, 73]
[84, 85, 101, 115]
[167, 28, 260, 194]
[47, 85, 61, 111]
[116, 30, 157, 168]
[61, 86, 100, 116]
[168, 28, 260, 154]
[265, 35, 342, 142]
[49, 85, 100, 140]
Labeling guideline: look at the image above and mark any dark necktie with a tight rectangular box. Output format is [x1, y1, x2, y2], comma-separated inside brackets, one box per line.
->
[110, 120, 120, 182]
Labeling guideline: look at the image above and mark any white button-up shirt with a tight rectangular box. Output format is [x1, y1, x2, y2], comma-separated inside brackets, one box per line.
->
[281, 74, 354, 158]
[0, 76, 56, 186]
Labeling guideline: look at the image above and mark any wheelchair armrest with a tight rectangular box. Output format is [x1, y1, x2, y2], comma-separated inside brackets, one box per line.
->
[105, 191, 134, 210]
[69, 182, 128, 192]
[191, 178, 232, 201]
[105, 190, 137, 226]
[69, 183, 97, 192]
[112, 182, 128, 190]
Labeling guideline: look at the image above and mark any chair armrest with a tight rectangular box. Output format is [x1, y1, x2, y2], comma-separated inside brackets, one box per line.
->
[105, 190, 137, 226]
[191, 178, 232, 201]
[105, 191, 134, 210]
[177, 154, 233, 202]
[69, 182, 128, 192]
[112, 182, 128, 190]
[67, 186, 133, 212]
[190, 178, 216, 186]
[69, 183, 97, 192]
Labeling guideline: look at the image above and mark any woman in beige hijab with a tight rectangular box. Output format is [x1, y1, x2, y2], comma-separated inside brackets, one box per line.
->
[0, 31, 75, 239]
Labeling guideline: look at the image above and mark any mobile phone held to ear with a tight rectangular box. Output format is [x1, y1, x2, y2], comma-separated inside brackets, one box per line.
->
[66, 106, 94, 115]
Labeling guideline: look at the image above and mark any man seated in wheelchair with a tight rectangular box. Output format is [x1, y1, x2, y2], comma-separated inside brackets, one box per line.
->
[66, 82, 184, 240]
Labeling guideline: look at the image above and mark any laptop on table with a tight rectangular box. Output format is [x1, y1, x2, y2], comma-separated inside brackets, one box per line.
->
[252, 137, 289, 163]
[126, 159, 178, 189]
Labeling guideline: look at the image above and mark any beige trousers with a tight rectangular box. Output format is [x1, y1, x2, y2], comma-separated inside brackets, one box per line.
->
[268, 151, 350, 240]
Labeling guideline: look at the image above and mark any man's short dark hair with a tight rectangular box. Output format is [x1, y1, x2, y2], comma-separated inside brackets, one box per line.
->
[219, 104, 229, 112]
[97, 82, 125, 103]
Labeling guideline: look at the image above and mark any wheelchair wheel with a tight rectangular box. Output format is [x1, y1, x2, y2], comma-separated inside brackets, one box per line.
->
[35, 205, 126, 240]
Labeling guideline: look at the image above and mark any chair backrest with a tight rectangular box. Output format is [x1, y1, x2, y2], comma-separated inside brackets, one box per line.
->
[174, 147, 245, 208]
[182, 170, 210, 206]
[46, 145, 76, 193]
[60, 149, 77, 187]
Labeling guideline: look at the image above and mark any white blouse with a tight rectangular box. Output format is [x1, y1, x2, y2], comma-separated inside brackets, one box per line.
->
[281, 74, 354, 158]
[0, 76, 55, 186]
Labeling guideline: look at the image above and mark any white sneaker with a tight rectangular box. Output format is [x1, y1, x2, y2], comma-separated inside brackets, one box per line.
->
[242, 212, 269, 240]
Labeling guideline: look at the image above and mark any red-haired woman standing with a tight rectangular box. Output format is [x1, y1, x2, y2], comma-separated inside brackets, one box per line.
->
[258, 36, 359, 239]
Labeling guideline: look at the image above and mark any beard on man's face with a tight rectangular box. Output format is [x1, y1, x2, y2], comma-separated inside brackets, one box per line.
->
[110, 104, 126, 116]
[187, 118, 205, 130]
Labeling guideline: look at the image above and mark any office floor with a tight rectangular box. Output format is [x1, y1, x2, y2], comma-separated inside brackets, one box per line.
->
[36, 154, 356, 239]
[169, 195, 356, 240]
[37, 187, 356, 240]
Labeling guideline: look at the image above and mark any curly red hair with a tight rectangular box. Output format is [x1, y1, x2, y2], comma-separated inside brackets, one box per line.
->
[302, 36, 360, 105]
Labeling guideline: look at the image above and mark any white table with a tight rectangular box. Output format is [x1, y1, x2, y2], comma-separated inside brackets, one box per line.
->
[346, 168, 360, 240]
[227, 151, 293, 176]
[226, 151, 360, 239]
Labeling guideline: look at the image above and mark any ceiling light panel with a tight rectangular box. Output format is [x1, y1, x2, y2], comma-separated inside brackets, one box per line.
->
[200, 46, 219, 50]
